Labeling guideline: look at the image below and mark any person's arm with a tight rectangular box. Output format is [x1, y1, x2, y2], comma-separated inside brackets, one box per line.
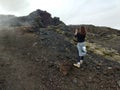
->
[74, 29, 78, 36]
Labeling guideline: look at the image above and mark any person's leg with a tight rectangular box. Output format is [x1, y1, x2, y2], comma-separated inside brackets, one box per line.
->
[80, 56, 84, 64]
[77, 56, 80, 64]
[81, 56, 84, 60]
[73, 43, 81, 68]
[80, 43, 86, 64]
[74, 55, 81, 68]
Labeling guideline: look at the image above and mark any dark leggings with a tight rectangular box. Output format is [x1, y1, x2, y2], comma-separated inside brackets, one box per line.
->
[77, 56, 84, 62]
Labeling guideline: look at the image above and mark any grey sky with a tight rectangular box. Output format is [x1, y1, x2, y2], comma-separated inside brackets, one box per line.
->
[0, 0, 120, 29]
[0, 0, 29, 13]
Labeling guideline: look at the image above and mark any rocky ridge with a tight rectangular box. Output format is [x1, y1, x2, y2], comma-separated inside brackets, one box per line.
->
[0, 9, 64, 28]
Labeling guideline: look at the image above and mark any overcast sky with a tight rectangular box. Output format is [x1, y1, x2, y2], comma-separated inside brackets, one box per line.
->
[0, 0, 120, 29]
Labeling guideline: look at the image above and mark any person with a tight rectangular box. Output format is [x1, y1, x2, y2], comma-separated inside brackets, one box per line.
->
[73, 26, 87, 68]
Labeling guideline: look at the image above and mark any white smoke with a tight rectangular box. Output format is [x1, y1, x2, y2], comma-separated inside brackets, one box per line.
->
[0, 0, 29, 14]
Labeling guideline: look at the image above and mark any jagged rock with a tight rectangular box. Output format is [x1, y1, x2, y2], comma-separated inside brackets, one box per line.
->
[0, 9, 64, 28]
[59, 60, 72, 75]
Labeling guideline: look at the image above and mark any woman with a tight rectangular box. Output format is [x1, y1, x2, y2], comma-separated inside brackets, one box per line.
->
[73, 26, 87, 68]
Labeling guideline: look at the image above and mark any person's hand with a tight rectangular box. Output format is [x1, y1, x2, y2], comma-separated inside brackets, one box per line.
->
[75, 29, 78, 32]
[74, 29, 78, 35]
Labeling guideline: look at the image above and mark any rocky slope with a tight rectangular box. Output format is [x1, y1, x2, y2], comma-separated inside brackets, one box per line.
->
[0, 10, 120, 90]
[67, 25, 120, 62]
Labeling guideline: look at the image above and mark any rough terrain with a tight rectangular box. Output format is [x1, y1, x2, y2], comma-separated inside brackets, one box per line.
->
[0, 26, 120, 90]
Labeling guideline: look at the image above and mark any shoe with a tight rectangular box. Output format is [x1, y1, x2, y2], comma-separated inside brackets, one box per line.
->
[73, 63, 80, 68]
[80, 60, 83, 64]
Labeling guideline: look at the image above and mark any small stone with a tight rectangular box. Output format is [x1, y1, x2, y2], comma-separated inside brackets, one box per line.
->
[73, 78, 77, 83]
[27, 52, 31, 55]
[117, 80, 120, 87]
[89, 76, 92, 80]
[108, 67, 112, 69]
[118, 61, 120, 64]
[32, 42, 37, 47]
[59, 60, 72, 76]
[96, 66, 100, 69]
[62, 71, 68, 76]
[35, 58, 40, 62]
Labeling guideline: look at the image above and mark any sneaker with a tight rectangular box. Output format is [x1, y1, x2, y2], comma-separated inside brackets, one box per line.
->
[80, 60, 83, 64]
[73, 63, 80, 68]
